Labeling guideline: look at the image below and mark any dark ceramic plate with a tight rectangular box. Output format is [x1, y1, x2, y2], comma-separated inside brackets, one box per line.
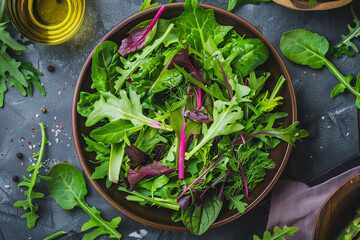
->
[72, 3, 296, 231]
[313, 173, 360, 240]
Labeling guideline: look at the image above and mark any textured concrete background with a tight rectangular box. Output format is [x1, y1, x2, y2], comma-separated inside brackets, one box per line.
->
[0, 0, 359, 239]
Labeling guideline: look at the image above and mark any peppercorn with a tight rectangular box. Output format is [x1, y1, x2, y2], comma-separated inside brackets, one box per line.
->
[47, 65, 55, 72]
[41, 107, 47, 113]
[16, 152, 23, 159]
[12, 175, 19, 182]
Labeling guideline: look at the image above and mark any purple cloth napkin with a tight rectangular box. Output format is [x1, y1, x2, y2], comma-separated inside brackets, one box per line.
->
[267, 166, 360, 240]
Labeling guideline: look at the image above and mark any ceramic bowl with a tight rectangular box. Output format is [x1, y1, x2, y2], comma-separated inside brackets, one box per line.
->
[72, 3, 296, 231]
[313, 173, 360, 240]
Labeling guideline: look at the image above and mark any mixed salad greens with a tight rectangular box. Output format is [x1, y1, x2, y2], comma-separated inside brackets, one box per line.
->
[335, 207, 360, 240]
[77, 0, 308, 235]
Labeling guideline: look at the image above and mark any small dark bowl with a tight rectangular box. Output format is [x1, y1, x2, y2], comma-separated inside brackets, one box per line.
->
[72, 3, 296, 231]
[273, 0, 352, 10]
[313, 173, 360, 240]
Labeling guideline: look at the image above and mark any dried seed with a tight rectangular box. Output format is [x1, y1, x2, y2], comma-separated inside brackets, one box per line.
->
[47, 65, 55, 72]
[41, 107, 47, 113]
[12, 175, 19, 182]
[16, 152, 24, 159]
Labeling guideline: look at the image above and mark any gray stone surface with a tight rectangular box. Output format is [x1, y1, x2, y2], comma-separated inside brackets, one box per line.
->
[0, 0, 359, 239]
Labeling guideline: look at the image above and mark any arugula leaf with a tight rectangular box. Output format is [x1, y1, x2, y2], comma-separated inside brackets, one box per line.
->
[119, 186, 180, 210]
[253, 226, 299, 240]
[227, 194, 248, 213]
[86, 90, 172, 131]
[280, 29, 360, 109]
[91, 41, 120, 93]
[0, 19, 44, 107]
[172, 0, 232, 53]
[46, 163, 122, 240]
[43, 231, 67, 240]
[228, 0, 271, 13]
[140, 0, 161, 11]
[186, 97, 245, 159]
[20, 62, 45, 97]
[331, 5, 360, 58]
[181, 194, 223, 235]
[13, 123, 48, 229]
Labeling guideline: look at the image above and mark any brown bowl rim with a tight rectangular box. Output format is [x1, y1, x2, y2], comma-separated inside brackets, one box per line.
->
[72, 2, 297, 231]
[313, 172, 360, 239]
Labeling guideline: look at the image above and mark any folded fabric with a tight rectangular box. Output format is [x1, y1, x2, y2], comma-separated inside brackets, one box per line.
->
[267, 166, 360, 240]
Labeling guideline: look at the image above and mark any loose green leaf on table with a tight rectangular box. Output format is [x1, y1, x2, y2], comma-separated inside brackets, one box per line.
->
[46, 163, 122, 240]
[228, 0, 271, 12]
[253, 226, 299, 240]
[0, 8, 45, 107]
[331, 5, 360, 58]
[13, 123, 48, 229]
[43, 231, 67, 240]
[280, 29, 360, 109]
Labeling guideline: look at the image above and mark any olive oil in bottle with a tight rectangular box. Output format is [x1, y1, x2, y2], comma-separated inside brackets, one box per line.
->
[7, 0, 87, 45]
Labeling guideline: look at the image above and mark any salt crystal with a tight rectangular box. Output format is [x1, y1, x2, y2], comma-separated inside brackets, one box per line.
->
[51, 129, 55, 132]
[346, 132, 350, 136]
[4, 185, 10, 189]
[48, 141, 51, 146]
[55, 138, 59, 144]
[29, 145, 33, 150]
[321, 116, 325, 120]
[129, 229, 148, 239]
[58, 91, 61, 95]
[54, 116, 57, 120]
[67, 144, 70, 147]
[32, 144, 36, 149]
[35, 114, 39, 118]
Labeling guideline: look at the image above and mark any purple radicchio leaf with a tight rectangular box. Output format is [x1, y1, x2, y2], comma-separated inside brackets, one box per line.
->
[124, 161, 176, 191]
[125, 145, 151, 168]
[168, 46, 205, 84]
[177, 190, 204, 209]
[118, 6, 166, 56]
[184, 107, 212, 124]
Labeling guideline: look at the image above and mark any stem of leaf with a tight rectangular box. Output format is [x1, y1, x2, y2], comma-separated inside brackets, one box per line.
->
[323, 58, 360, 98]
[0, 0, 6, 23]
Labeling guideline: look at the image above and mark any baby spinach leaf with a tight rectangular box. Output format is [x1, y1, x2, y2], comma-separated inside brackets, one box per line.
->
[91, 41, 120, 93]
[13, 123, 48, 229]
[181, 194, 223, 235]
[253, 225, 299, 240]
[228, 0, 271, 12]
[46, 163, 122, 240]
[231, 38, 269, 77]
[90, 119, 142, 144]
[331, 6, 360, 58]
[172, 0, 232, 53]
[280, 29, 360, 109]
